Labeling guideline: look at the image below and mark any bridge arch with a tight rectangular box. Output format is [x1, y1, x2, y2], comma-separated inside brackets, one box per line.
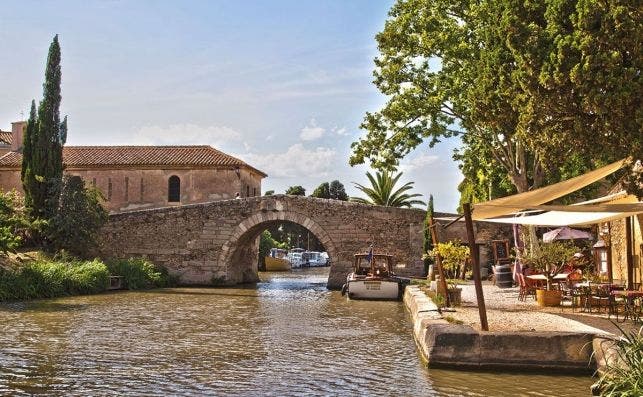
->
[215, 209, 340, 285]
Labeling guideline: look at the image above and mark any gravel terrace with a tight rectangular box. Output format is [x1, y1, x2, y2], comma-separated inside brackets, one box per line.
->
[446, 281, 641, 336]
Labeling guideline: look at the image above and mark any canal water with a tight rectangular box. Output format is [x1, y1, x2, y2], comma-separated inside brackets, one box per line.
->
[0, 268, 594, 396]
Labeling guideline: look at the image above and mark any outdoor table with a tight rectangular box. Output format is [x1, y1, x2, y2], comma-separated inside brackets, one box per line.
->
[553, 273, 570, 280]
[526, 274, 547, 288]
[610, 290, 643, 323]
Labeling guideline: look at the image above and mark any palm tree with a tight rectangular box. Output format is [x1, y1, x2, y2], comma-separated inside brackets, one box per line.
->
[351, 170, 425, 208]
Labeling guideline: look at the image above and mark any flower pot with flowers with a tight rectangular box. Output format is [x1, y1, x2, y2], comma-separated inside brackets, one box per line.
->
[425, 240, 470, 307]
[524, 241, 577, 307]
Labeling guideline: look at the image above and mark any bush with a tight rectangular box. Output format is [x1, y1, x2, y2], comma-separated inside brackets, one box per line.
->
[0, 259, 110, 301]
[0, 190, 35, 254]
[594, 325, 643, 396]
[107, 258, 172, 290]
[47, 176, 108, 257]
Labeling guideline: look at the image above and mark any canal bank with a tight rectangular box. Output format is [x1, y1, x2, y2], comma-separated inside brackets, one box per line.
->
[403, 285, 609, 374]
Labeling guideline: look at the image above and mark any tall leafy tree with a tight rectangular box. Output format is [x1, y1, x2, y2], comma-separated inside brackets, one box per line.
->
[351, 170, 424, 208]
[350, 0, 640, 197]
[329, 180, 349, 201]
[21, 35, 67, 219]
[21, 100, 37, 209]
[285, 185, 306, 196]
[310, 182, 330, 199]
[423, 194, 435, 276]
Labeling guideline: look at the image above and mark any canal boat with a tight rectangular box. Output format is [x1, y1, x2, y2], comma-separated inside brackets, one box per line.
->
[287, 248, 305, 268]
[341, 252, 406, 300]
[265, 248, 291, 271]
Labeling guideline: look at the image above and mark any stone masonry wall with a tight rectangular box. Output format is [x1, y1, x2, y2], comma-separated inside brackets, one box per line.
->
[98, 195, 509, 289]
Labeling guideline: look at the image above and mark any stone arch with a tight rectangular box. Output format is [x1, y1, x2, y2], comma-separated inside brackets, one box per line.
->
[215, 210, 340, 284]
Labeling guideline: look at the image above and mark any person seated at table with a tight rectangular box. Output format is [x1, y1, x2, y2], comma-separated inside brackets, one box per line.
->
[568, 269, 583, 282]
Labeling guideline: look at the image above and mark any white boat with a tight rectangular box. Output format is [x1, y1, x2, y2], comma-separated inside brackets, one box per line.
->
[303, 251, 328, 267]
[287, 248, 305, 268]
[265, 248, 291, 271]
[341, 252, 406, 300]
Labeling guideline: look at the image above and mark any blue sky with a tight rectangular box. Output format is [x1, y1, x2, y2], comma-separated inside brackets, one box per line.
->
[0, 0, 463, 211]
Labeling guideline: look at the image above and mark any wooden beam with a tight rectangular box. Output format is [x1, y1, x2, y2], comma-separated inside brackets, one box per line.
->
[463, 203, 489, 331]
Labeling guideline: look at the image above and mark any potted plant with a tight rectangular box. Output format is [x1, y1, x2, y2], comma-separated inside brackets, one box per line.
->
[425, 240, 470, 307]
[524, 241, 577, 307]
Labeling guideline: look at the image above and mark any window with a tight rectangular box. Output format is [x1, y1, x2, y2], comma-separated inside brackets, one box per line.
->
[107, 178, 112, 201]
[168, 175, 180, 202]
[253, 187, 256, 197]
[246, 185, 250, 197]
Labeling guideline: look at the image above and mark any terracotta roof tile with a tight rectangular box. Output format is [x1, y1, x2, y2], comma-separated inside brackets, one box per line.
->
[0, 145, 267, 176]
[0, 131, 11, 145]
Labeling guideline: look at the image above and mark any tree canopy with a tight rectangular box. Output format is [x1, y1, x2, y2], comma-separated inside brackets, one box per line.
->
[21, 35, 67, 219]
[351, 170, 424, 208]
[285, 185, 306, 196]
[311, 180, 349, 200]
[350, 0, 641, 197]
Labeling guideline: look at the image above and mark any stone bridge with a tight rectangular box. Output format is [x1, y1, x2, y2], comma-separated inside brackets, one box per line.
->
[98, 195, 508, 289]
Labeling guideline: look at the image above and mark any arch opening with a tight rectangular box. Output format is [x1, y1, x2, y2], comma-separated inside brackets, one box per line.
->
[216, 214, 340, 286]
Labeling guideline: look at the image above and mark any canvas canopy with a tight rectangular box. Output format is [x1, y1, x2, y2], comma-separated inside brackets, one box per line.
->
[472, 158, 630, 221]
[479, 193, 642, 226]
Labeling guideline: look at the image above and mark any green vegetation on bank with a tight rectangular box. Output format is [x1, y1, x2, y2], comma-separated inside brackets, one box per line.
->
[0, 255, 173, 302]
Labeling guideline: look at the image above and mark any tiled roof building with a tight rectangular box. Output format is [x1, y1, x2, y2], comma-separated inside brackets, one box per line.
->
[0, 122, 266, 212]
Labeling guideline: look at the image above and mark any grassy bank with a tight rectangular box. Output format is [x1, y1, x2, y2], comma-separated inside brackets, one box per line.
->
[0, 254, 173, 302]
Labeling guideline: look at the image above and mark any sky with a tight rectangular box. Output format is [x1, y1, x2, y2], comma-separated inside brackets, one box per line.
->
[0, 0, 464, 212]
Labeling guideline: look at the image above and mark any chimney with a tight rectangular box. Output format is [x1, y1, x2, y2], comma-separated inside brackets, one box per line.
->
[11, 121, 26, 152]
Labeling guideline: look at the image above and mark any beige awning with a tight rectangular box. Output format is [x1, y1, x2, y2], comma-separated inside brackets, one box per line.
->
[480, 193, 642, 226]
[472, 158, 630, 221]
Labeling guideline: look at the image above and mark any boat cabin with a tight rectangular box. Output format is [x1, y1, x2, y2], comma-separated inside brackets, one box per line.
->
[269, 248, 288, 259]
[353, 253, 394, 278]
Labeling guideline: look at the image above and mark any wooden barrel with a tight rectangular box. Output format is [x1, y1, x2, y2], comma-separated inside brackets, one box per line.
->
[495, 265, 513, 288]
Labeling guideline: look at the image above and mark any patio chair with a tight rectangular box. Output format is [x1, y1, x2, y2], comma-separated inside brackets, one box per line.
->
[589, 284, 612, 314]
[518, 273, 537, 301]
[560, 283, 580, 311]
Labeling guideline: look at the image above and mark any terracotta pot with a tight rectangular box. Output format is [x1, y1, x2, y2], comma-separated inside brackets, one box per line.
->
[536, 289, 561, 307]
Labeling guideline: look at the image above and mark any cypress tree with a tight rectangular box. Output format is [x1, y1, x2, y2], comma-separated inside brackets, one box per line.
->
[22, 35, 66, 219]
[423, 194, 434, 276]
[21, 100, 37, 209]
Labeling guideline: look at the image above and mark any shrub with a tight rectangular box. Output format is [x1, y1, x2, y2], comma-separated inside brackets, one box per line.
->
[0, 190, 35, 254]
[0, 259, 110, 301]
[47, 176, 108, 257]
[107, 258, 172, 290]
[594, 325, 643, 396]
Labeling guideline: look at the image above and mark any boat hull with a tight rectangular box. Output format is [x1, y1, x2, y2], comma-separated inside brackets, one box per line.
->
[265, 257, 291, 271]
[345, 278, 400, 300]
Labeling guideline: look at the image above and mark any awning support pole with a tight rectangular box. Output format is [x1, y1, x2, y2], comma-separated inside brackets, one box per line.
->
[463, 203, 489, 331]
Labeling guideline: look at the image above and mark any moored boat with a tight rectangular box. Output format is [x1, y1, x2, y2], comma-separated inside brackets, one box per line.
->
[341, 252, 406, 300]
[265, 248, 291, 271]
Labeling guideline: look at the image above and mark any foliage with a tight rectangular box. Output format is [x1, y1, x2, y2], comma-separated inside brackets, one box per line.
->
[426, 241, 469, 288]
[524, 240, 577, 289]
[594, 325, 643, 396]
[350, 0, 640, 198]
[106, 257, 172, 289]
[0, 259, 110, 301]
[311, 182, 330, 199]
[285, 185, 306, 196]
[311, 180, 349, 200]
[351, 170, 424, 207]
[329, 180, 349, 200]
[47, 176, 108, 256]
[264, 190, 275, 196]
[422, 194, 435, 275]
[21, 35, 67, 219]
[0, 190, 35, 254]
[258, 230, 289, 268]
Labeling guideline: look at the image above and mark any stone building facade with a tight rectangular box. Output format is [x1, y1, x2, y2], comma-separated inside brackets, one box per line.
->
[0, 121, 266, 212]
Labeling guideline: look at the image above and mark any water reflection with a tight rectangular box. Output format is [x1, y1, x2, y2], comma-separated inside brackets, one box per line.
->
[0, 268, 592, 396]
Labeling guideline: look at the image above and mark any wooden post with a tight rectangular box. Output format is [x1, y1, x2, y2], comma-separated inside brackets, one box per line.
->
[626, 216, 634, 290]
[463, 203, 489, 331]
[429, 218, 451, 307]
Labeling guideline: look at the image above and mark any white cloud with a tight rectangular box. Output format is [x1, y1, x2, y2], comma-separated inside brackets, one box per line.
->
[132, 123, 242, 146]
[242, 144, 337, 178]
[399, 153, 440, 173]
[332, 126, 348, 136]
[299, 118, 325, 141]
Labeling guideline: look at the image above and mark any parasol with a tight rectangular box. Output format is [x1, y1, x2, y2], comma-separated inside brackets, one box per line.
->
[542, 226, 592, 243]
